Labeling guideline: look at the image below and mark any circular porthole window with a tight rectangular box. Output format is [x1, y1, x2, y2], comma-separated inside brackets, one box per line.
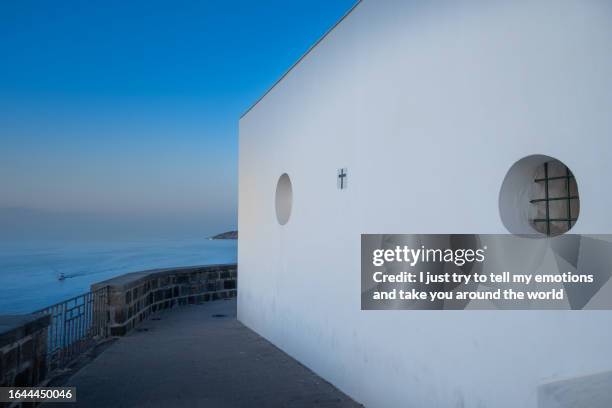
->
[499, 155, 579, 237]
[275, 173, 293, 225]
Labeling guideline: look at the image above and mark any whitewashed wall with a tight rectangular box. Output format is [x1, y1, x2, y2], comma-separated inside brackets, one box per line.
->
[238, 1, 612, 407]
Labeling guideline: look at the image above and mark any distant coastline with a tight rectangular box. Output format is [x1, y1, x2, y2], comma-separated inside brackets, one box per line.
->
[210, 231, 238, 240]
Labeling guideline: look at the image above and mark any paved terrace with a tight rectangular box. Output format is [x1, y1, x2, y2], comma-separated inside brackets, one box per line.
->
[46, 299, 361, 408]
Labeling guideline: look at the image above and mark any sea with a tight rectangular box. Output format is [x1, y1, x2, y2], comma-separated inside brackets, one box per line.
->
[0, 238, 237, 314]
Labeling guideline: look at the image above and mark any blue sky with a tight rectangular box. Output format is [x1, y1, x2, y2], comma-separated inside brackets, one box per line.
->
[0, 0, 355, 238]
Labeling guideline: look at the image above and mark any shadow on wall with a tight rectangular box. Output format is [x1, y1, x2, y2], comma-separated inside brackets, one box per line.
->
[538, 370, 612, 408]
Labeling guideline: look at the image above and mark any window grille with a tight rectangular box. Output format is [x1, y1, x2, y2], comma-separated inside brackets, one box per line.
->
[531, 162, 579, 236]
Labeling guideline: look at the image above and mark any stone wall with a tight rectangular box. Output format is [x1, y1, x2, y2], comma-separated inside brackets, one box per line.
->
[0, 263, 237, 392]
[0, 314, 50, 390]
[92, 264, 237, 336]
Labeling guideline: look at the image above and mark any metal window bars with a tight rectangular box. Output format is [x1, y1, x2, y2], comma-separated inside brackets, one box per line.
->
[531, 162, 578, 236]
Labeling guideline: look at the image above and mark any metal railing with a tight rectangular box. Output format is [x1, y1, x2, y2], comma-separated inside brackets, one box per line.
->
[33, 286, 110, 372]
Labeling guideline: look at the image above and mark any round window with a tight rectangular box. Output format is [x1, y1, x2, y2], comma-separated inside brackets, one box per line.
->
[499, 155, 579, 236]
[275, 173, 293, 225]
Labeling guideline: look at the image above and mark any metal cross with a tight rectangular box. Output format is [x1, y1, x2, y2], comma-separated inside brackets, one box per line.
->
[337, 168, 347, 190]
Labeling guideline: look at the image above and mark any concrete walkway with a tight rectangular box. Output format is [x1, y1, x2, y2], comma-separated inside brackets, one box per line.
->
[47, 299, 360, 408]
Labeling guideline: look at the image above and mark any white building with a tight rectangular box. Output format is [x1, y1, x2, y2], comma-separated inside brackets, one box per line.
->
[238, 1, 612, 407]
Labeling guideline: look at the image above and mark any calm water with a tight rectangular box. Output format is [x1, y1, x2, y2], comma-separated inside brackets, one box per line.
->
[0, 238, 237, 314]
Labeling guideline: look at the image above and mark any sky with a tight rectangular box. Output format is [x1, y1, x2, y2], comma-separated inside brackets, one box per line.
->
[0, 0, 356, 240]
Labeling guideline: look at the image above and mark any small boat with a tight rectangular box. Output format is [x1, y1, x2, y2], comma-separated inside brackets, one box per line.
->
[58, 273, 66, 281]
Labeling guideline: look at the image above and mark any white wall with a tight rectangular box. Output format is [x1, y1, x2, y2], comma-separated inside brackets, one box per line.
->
[238, 1, 612, 407]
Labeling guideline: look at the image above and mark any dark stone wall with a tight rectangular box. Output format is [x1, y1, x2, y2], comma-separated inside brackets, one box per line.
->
[93, 264, 237, 336]
[0, 314, 50, 391]
[0, 264, 237, 395]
